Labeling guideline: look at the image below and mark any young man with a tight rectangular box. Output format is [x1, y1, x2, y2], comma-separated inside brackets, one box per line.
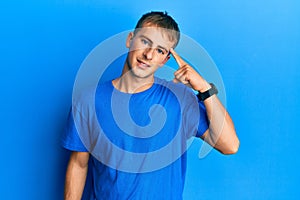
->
[62, 11, 239, 199]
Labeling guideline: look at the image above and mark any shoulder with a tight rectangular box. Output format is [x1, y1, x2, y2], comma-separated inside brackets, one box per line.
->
[72, 80, 113, 110]
[154, 77, 197, 101]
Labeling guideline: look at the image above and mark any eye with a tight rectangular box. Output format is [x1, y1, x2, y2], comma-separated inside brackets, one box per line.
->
[141, 39, 150, 46]
[156, 48, 165, 55]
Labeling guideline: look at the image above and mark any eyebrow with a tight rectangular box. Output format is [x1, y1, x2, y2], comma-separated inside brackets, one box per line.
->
[139, 35, 169, 53]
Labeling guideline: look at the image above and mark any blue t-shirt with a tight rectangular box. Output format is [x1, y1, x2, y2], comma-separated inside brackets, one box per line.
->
[61, 77, 209, 200]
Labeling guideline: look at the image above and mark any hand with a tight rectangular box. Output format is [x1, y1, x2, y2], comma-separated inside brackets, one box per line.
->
[170, 48, 211, 92]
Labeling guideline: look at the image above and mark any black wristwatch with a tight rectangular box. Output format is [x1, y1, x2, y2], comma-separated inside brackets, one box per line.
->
[197, 83, 218, 101]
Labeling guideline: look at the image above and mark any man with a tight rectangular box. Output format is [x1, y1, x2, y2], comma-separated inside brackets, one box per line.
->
[62, 11, 239, 199]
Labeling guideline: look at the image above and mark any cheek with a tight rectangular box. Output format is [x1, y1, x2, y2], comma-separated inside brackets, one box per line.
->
[128, 51, 135, 62]
[157, 57, 168, 66]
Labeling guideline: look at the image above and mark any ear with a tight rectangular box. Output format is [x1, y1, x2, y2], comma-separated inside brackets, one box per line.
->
[126, 32, 134, 48]
[159, 55, 171, 67]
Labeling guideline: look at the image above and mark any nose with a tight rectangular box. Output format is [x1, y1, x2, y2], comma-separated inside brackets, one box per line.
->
[143, 47, 154, 60]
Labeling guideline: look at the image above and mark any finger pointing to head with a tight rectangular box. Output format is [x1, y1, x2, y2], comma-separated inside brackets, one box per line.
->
[170, 48, 184, 67]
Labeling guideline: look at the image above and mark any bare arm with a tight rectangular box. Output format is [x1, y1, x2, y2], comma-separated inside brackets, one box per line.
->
[200, 86, 239, 154]
[170, 48, 240, 154]
[64, 151, 90, 200]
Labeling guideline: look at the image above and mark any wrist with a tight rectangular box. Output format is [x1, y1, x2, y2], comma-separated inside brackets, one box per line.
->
[196, 83, 218, 101]
[196, 81, 211, 93]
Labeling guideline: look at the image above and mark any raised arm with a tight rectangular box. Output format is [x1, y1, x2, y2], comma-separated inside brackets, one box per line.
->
[200, 86, 239, 154]
[64, 151, 90, 200]
[170, 48, 240, 154]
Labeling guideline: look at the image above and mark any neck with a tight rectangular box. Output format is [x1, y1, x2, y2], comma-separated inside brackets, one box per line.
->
[112, 70, 154, 94]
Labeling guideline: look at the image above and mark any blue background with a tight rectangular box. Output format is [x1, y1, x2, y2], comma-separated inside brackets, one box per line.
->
[0, 0, 299, 199]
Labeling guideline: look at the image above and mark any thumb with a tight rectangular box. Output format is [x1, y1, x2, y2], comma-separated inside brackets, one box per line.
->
[173, 78, 180, 84]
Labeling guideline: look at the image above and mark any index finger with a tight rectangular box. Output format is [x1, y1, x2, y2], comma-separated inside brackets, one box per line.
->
[170, 48, 184, 67]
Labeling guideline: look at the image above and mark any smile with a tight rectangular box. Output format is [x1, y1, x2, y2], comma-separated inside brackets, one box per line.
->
[137, 59, 150, 69]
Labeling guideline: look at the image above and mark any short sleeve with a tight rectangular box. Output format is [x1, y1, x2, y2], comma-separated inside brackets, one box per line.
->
[61, 108, 88, 152]
[196, 101, 209, 137]
[182, 88, 209, 139]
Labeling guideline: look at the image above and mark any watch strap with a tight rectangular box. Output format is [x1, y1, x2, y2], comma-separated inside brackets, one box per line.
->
[197, 83, 218, 101]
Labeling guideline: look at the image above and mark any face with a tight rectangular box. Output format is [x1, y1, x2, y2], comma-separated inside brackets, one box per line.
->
[124, 26, 176, 79]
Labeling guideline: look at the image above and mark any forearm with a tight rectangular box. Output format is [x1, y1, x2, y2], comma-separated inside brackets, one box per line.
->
[169, 48, 239, 153]
[202, 93, 239, 154]
[64, 153, 89, 200]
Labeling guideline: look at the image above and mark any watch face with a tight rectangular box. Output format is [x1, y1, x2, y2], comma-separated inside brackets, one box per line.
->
[209, 84, 218, 95]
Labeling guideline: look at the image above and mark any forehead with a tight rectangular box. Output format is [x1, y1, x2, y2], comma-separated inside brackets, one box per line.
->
[134, 26, 176, 48]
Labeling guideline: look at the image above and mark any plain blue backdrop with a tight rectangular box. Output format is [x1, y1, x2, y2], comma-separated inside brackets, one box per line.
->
[0, 0, 299, 199]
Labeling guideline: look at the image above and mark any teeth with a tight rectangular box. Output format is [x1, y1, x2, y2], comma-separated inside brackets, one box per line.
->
[138, 60, 149, 67]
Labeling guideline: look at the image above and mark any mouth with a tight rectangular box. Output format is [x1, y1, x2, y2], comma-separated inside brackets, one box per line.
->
[137, 58, 150, 69]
